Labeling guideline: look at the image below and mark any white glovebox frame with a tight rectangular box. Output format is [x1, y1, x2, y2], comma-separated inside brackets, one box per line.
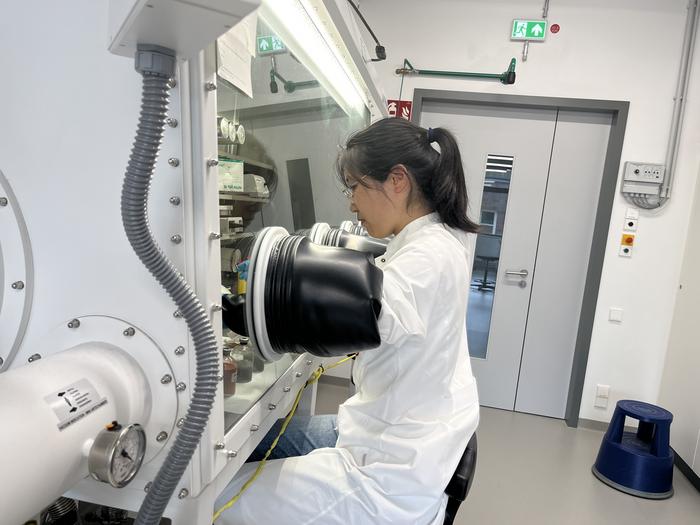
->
[0, 0, 380, 521]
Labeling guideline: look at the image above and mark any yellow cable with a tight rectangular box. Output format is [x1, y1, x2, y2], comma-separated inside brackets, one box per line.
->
[213, 354, 357, 522]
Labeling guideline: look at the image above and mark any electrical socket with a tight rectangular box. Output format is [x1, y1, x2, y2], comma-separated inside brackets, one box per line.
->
[595, 384, 610, 398]
[623, 162, 665, 183]
[594, 397, 609, 409]
[594, 384, 610, 408]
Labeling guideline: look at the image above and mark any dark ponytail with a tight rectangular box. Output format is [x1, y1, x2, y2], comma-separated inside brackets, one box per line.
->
[337, 117, 479, 233]
[428, 126, 479, 232]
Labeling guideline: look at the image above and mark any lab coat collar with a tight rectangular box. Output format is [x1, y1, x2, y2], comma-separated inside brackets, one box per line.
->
[383, 212, 442, 261]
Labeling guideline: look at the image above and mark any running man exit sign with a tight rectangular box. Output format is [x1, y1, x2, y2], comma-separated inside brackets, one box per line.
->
[511, 19, 547, 41]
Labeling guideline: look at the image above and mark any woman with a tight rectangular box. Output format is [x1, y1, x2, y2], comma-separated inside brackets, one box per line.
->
[216, 117, 480, 524]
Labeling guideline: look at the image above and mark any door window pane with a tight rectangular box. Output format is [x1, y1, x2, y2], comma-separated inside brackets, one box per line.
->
[468, 154, 513, 359]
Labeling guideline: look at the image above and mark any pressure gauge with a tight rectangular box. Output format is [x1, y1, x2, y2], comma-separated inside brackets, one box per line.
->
[88, 421, 146, 488]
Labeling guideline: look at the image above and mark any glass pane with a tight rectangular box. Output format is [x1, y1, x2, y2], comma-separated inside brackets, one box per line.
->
[216, 19, 370, 433]
[468, 154, 513, 359]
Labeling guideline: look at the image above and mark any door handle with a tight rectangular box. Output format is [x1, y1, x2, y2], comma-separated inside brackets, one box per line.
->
[505, 269, 529, 278]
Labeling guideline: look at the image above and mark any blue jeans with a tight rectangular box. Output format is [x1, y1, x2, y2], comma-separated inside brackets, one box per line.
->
[246, 414, 338, 462]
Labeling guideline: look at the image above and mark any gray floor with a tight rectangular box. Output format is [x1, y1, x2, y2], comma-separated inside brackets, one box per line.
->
[316, 380, 700, 525]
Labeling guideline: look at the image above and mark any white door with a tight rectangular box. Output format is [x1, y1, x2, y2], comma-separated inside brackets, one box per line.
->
[421, 102, 556, 410]
[419, 101, 611, 416]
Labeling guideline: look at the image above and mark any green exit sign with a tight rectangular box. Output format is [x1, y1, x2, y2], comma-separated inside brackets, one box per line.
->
[511, 19, 547, 41]
[257, 35, 286, 55]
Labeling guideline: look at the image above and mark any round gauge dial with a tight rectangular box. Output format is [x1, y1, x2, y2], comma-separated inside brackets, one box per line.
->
[219, 117, 230, 140]
[235, 123, 246, 145]
[89, 422, 147, 488]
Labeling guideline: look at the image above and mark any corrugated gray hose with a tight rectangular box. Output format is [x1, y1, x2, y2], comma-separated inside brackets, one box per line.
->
[122, 45, 219, 525]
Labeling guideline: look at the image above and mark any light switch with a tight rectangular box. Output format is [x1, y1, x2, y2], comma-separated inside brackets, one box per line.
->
[609, 307, 624, 322]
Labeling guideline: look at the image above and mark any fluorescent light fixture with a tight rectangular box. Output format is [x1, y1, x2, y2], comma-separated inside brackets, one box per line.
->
[259, 0, 369, 117]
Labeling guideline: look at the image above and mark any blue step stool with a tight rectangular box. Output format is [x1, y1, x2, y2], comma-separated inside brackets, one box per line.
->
[592, 400, 674, 499]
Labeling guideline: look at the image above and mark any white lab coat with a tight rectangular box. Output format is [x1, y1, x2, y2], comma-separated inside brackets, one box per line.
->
[216, 213, 479, 524]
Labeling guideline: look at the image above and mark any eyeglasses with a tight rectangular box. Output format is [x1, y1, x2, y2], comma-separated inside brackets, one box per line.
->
[341, 175, 368, 199]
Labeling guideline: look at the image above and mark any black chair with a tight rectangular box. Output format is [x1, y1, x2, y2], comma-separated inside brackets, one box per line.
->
[443, 434, 478, 525]
[471, 235, 501, 291]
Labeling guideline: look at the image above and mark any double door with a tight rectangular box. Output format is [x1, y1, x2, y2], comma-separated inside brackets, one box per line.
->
[420, 100, 612, 417]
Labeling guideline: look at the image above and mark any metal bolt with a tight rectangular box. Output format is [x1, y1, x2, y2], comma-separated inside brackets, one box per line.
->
[206, 159, 219, 168]
[67, 319, 81, 329]
[166, 117, 179, 128]
[227, 450, 238, 459]
[215, 442, 226, 450]
[283, 386, 291, 393]
[268, 403, 276, 410]
[0, 197, 7, 206]
[306, 359, 313, 366]
[204, 82, 217, 91]
[168, 157, 180, 167]
[144, 482, 152, 493]
[250, 424, 259, 432]
[123, 327, 136, 337]
[209, 232, 222, 240]
[167, 78, 177, 89]
[176, 382, 187, 392]
[174, 346, 185, 356]
[173, 310, 183, 318]
[28, 353, 41, 363]
[217, 374, 224, 382]
[169, 196, 181, 206]
[178, 489, 189, 499]
[11, 281, 24, 290]
[295, 372, 303, 378]
[170, 234, 182, 244]
[156, 431, 168, 442]
[161, 374, 173, 384]
[211, 303, 222, 312]
[177, 418, 185, 428]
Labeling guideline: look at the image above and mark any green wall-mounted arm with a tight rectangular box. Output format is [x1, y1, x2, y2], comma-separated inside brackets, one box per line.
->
[396, 58, 516, 85]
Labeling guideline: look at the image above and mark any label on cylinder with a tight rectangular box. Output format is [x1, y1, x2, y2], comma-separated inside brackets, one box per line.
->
[44, 379, 108, 431]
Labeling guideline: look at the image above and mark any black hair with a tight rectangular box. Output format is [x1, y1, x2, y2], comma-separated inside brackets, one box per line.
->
[336, 117, 479, 233]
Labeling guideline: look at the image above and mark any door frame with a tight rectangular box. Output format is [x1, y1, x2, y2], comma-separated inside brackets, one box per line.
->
[412, 89, 629, 428]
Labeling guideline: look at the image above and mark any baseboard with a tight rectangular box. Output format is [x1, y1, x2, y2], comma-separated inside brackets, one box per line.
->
[578, 418, 609, 432]
[579, 418, 637, 434]
[672, 448, 700, 493]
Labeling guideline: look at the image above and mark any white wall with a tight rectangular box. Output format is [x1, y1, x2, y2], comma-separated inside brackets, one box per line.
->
[659, 162, 700, 472]
[351, 0, 700, 422]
